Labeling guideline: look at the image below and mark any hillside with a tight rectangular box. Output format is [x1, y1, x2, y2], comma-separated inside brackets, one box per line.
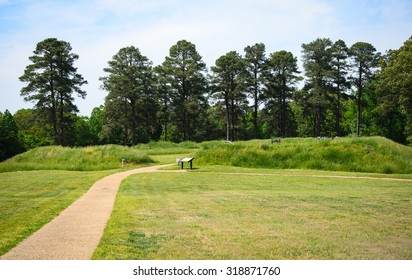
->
[196, 137, 412, 174]
[0, 145, 154, 172]
[2, 137, 411, 174]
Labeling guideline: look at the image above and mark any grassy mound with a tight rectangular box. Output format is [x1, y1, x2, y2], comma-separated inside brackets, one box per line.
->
[135, 141, 200, 155]
[0, 145, 154, 172]
[196, 137, 412, 174]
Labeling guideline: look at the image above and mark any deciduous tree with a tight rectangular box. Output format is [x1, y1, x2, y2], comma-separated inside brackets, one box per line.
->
[0, 110, 24, 160]
[376, 36, 412, 144]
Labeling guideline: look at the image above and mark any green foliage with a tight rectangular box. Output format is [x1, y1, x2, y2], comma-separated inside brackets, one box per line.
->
[350, 42, 380, 137]
[19, 38, 87, 145]
[263, 50, 301, 137]
[330, 39, 351, 136]
[89, 105, 105, 143]
[210, 51, 246, 141]
[376, 36, 412, 144]
[0, 145, 154, 172]
[0, 110, 25, 161]
[244, 43, 267, 139]
[13, 108, 53, 149]
[196, 137, 412, 174]
[157, 40, 209, 142]
[101, 46, 158, 145]
[301, 38, 334, 137]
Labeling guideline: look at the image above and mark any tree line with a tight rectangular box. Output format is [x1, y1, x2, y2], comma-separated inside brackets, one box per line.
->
[1, 36, 411, 160]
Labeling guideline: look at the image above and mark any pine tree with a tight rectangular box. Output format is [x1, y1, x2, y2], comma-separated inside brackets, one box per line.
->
[101, 46, 156, 145]
[158, 40, 209, 142]
[210, 51, 246, 141]
[301, 38, 334, 137]
[350, 42, 380, 136]
[244, 43, 267, 139]
[264, 50, 301, 137]
[19, 38, 87, 145]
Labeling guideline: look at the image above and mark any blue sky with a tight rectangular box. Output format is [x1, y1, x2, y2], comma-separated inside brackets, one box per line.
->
[1, 0, 411, 116]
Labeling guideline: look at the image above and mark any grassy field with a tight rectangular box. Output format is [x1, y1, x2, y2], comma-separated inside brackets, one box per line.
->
[1, 137, 411, 259]
[0, 142, 194, 256]
[0, 169, 114, 256]
[93, 168, 412, 260]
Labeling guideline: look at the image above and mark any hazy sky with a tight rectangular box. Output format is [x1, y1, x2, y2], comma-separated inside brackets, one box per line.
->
[1, 0, 411, 116]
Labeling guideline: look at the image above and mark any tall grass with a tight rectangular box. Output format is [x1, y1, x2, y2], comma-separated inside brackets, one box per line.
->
[196, 137, 412, 174]
[0, 145, 154, 172]
[135, 141, 200, 155]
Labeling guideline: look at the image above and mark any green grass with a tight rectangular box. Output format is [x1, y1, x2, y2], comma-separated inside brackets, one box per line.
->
[135, 141, 200, 155]
[93, 168, 412, 260]
[0, 169, 114, 256]
[196, 137, 412, 174]
[0, 145, 154, 172]
[0, 143, 195, 256]
[1, 137, 411, 259]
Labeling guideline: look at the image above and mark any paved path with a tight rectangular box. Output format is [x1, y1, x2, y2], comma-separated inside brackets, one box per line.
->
[1, 165, 185, 260]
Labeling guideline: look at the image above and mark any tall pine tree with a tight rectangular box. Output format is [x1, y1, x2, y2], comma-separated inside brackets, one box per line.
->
[101, 46, 156, 145]
[301, 38, 333, 137]
[244, 43, 267, 139]
[210, 51, 246, 141]
[19, 38, 87, 145]
[331, 39, 350, 136]
[158, 40, 209, 142]
[350, 42, 380, 136]
[263, 50, 301, 137]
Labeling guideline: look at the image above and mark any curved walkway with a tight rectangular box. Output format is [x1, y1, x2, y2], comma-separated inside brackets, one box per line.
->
[1, 164, 185, 260]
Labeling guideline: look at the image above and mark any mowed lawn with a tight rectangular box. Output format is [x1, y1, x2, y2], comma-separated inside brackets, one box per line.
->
[93, 169, 412, 260]
[0, 170, 114, 256]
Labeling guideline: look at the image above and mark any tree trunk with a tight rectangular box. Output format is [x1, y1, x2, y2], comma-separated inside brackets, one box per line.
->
[163, 97, 168, 142]
[231, 99, 236, 141]
[50, 88, 58, 145]
[281, 78, 287, 137]
[59, 92, 65, 145]
[130, 97, 137, 145]
[356, 94, 361, 137]
[335, 84, 341, 137]
[316, 106, 322, 137]
[225, 94, 230, 142]
[253, 86, 258, 139]
[356, 68, 363, 137]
